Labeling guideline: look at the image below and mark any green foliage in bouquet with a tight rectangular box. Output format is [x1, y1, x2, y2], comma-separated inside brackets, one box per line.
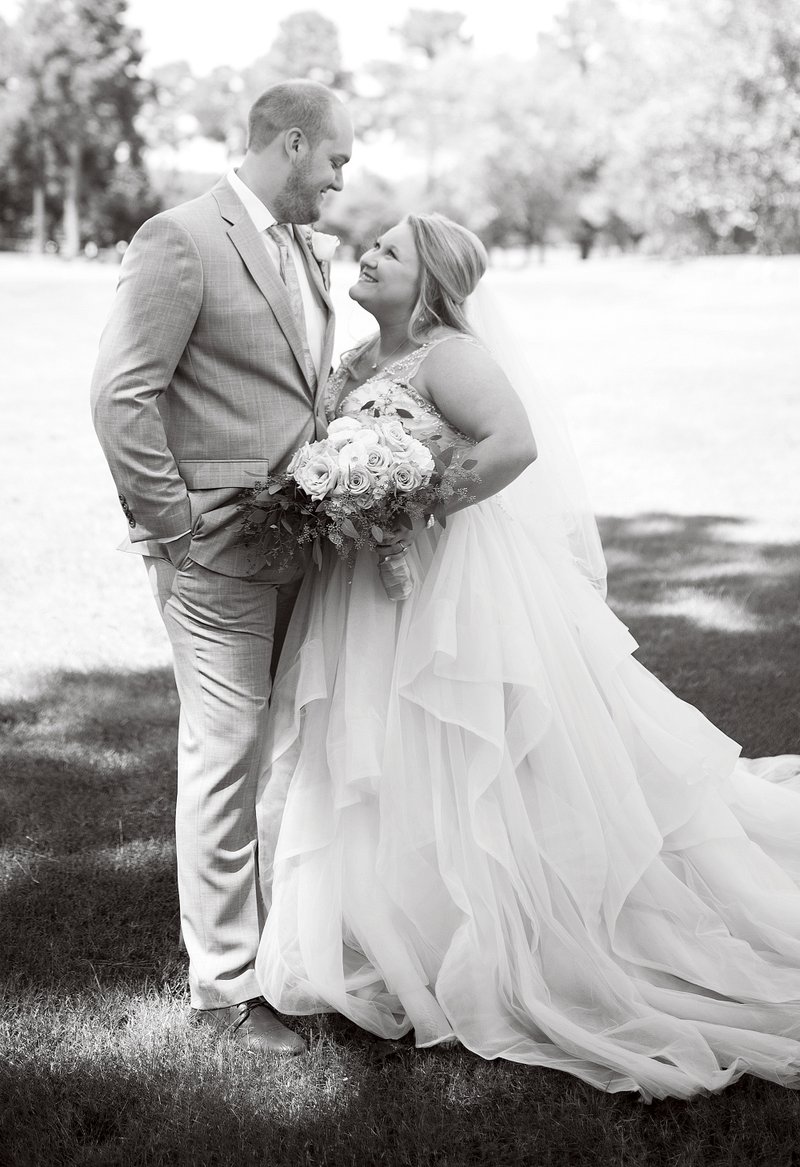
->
[237, 414, 478, 572]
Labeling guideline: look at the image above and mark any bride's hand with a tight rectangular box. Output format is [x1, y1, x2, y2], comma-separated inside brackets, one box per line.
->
[376, 514, 427, 558]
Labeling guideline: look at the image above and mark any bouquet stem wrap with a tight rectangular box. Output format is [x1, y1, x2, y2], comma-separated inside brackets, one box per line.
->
[378, 550, 413, 601]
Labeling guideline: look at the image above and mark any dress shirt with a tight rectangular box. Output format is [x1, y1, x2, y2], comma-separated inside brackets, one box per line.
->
[226, 169, 326, 376]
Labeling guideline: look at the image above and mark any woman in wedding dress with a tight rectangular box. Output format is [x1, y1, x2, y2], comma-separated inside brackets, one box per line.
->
[255, 212, 800, 1101]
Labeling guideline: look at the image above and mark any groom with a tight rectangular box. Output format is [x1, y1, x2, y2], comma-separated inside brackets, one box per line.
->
[91, 79, 353, 1054]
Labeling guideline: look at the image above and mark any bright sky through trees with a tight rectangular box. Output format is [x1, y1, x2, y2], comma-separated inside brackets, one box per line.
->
[0, 0, 569, 73]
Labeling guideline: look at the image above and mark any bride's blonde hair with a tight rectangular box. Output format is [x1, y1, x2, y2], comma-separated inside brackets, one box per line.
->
[405, 213, 488, 341]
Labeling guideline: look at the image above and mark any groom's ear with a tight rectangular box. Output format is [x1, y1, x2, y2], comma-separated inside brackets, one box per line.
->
[284, 127, 308, 159]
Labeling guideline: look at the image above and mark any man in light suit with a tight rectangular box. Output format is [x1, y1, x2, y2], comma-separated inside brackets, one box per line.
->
[91, 80, 353, 1055]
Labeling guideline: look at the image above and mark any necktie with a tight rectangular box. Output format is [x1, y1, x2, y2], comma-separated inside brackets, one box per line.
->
[266, 223, 317, 390]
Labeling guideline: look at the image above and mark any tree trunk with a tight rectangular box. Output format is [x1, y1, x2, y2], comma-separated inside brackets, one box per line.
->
[31, 183, 46, 254]
[62, 140, 82, 258]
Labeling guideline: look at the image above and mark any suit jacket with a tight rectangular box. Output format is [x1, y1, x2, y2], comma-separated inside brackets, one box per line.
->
[90, 176, 335, 578]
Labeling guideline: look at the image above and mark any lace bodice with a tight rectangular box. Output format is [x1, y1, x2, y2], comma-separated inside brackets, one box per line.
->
[324, 336, 477, 449]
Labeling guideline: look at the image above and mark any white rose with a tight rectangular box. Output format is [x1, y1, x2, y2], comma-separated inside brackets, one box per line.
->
[292, 447, 340, 499]
[337, 436, 380, 472]
[310, 230, 340, 262]
[402, 438, 436, 476]
[390, 462, 425, 492]
[286, 442, 312, 476]
[341, 461, 375, 498]
[326, 417, 366, 450]
[363, 444, 393, 477]
[373, 417, 415, 454]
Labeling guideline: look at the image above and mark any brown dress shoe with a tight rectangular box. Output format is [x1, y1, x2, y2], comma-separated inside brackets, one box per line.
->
[195, 997, 307, 1056]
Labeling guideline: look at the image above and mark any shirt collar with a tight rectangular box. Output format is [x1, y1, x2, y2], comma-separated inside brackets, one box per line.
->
[227, 169, 278, 233]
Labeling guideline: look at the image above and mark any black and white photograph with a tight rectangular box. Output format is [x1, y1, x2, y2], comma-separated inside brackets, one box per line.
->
[2, 0, 800, 1163]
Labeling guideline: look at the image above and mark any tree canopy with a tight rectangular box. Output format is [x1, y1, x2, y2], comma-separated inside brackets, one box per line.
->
[1, 0, 797, 256]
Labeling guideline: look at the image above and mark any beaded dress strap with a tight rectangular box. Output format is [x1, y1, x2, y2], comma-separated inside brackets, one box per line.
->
[397, 333, 480, 380]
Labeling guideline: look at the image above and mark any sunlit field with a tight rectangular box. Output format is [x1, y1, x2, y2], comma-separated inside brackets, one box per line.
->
[2, 251, 799, 1165]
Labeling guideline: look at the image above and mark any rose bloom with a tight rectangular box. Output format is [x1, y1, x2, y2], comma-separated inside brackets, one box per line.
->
[337, 437, 382, 475]
[372, 416, 416, 454]
[390, 461, 426, 492]
[401, 438, 435, 475]
[286, 441, 312, 476]
[341, 461, 376, 498]
[310, 230, 340, 262]
[293, 447, 340, 499]
[340, 430, 380, 459]
[326, 417, 367, 451]
[363, 444, 393, 477]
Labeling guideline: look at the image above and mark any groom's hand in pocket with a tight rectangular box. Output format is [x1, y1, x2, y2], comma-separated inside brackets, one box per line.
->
[164, 531, 192, 570]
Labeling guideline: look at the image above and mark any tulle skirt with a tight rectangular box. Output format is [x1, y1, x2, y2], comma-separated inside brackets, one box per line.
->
[255, 498, 800, 1100]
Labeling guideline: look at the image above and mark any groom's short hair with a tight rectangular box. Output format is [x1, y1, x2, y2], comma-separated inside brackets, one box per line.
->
[247, 80, 338, 152]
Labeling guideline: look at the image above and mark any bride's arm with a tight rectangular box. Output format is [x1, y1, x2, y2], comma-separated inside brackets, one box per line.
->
[416, 338, 537, 514]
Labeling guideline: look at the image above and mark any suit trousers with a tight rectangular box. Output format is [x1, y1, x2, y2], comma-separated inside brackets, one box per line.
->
[144, 554, 301, 1008]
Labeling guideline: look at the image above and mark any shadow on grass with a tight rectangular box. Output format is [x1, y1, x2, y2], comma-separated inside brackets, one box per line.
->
[2, 1021, 800, 1167]
[1, 512, 798, 998]
[1, 514, 800, 1164]
[0, 667, 184, 995]
[600, 512, 800, 756]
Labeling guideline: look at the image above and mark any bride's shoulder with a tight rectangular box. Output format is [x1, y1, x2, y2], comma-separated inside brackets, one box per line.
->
[415, 329, 497, 390]
[425, 326, 480, 346]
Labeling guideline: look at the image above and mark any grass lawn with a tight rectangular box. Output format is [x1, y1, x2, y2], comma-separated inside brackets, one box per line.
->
[1, 251, 799, 1165]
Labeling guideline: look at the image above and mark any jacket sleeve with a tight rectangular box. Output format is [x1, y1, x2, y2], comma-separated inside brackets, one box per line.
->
[90, 213, 204, 543]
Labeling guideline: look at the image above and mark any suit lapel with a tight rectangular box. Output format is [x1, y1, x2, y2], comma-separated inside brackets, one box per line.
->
[212, 181, 315, 400]
[293, 227, 334, 309]
[292, 226, 336, 430]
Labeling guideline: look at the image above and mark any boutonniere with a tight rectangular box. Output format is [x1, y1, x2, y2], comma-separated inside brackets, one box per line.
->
[309, 230, 340, 264]
[300, 227, 339, 291]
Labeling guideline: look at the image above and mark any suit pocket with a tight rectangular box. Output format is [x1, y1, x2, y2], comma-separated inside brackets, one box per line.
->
[178, 459, 270, 489]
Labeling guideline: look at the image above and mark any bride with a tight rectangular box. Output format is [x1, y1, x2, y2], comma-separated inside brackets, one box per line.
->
[255, 212, 800, 1101]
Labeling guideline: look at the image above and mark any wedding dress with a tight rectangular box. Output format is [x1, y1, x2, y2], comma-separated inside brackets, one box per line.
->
[255, 335, 800, 1101]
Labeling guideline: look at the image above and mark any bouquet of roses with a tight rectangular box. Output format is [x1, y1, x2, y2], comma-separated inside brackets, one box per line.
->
[238, 412, 476, 600]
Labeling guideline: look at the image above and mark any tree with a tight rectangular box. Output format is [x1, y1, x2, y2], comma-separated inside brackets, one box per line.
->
[365, 9, 472, 198]
[255, 9, 349, 89]
[633, 0, 800, 253]
[0, 17, 40, 246]
[189, 65, 248, 155]
[317, 169, 406, 256]
[146, 12, 352, 162]
[552, 0, 800, 254]
[9, 0, 155, 255]
[392, 8, 471, 60]
[138, 59, 198, 154]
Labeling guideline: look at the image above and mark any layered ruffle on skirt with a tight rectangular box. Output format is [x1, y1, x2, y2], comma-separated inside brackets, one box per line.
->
[255, 499, 800, 1100]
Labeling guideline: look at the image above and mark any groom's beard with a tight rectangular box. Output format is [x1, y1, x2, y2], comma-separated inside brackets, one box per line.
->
[274, 159, 322, 225]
